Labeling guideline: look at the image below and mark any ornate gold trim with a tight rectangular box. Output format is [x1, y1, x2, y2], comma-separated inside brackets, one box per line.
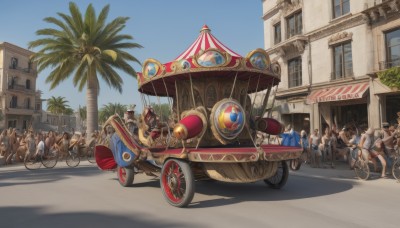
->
[188, 152, 259, 163]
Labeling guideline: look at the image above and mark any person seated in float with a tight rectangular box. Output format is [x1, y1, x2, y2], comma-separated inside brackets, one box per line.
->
[138, 106, 169, 147]
[124, 105, 138, 137]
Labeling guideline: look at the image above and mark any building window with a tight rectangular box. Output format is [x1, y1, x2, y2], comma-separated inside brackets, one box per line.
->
[8, 120, 17, 128]
[333, 42, 353, 79]
[26, 98, 31, 109]
[385, 28, 400, 68]
[26, 79, 31, 90]
[274, 23, 281, 44]
[333, 0, 350, 19]
[23, 120, 28, 130]
[288, 57, 302, 88]
[36, 103, 41, 111]
[10, 96, 18, 108]
[286, 11, 302, 39]
[11, 57, 18, 69]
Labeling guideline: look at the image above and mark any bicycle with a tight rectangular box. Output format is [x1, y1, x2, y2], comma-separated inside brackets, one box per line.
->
[24, 151, 42, 170]
[41, 147, 59, 168]
[66, 145, 80, 167]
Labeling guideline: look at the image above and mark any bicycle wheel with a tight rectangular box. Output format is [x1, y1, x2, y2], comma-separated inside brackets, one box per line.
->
[86, 146, 96, 163]
[41, 149, 58, 168]
[354, 159, 369, 180]
[392, 159, 400, 181]
[66, 153, 80, 167]
[24, 153, 42, 170]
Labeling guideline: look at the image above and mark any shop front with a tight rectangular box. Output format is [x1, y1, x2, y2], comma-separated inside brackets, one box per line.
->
[307, 81, 370, 132]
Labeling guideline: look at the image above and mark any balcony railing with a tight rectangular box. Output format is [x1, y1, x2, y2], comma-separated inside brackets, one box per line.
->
[8, 84, 35, 93]
[8, 65, 36, 74]
[379, 59, 400, 70]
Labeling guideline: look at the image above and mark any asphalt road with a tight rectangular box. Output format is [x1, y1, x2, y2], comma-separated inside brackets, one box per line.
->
[0, 161, 398, 228]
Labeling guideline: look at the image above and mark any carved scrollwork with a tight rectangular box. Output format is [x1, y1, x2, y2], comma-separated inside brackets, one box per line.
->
[271, 62, 281, 78]
[328, 31, 353, 46]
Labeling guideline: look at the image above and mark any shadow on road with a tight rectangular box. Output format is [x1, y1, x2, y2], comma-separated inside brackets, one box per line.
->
[189, 174, 358, 208]
[0, 206, 193, 228]
[0, 165, 100, 188]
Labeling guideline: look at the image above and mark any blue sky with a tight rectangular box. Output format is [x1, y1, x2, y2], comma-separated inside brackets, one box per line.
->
[0, 0, 265, 112]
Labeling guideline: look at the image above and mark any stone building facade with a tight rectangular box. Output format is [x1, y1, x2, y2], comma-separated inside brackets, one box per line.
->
[262, 0, 400, 134]
[0, 42, 38, 131]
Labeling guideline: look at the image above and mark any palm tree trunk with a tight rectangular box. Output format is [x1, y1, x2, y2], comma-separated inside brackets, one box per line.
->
[86, 66, 99, 136]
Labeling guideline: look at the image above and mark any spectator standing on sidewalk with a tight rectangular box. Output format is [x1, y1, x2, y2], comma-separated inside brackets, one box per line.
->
[309, 129, 322, 168]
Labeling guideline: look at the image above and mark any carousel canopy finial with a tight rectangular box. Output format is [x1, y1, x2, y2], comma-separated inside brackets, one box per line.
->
[200, 24, 211, 33]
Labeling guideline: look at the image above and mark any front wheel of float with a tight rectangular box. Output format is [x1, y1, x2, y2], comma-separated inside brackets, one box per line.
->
[160, 159, 195, 208]
[264, 160, 289, 189]
[117, 166, 135, 187]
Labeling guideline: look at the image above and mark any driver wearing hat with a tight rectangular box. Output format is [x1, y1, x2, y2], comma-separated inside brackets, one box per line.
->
[125, 105, 138, 137]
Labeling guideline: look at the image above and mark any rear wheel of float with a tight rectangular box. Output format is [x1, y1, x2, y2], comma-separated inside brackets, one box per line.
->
[289, 159, 301, 171]
[161, 159, 194, 208]
[117, 166, 134, 187]
[264, 161, 289, 189]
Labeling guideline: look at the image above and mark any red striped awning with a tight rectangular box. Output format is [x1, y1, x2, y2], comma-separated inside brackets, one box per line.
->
[307, 82, 369, 104]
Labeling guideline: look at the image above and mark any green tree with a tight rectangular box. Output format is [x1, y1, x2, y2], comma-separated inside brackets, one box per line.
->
[378, 67, 400, 89]
[47, 96, 70, 115]
[99, 102, 126, 124]
[29, 2, 142, 136]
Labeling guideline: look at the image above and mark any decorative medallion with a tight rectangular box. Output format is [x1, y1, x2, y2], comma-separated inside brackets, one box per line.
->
[246, 49, 271, 70]
[180, 60, 191, 70]
[210, 99, 246, 144]
[197, 50, 226, 67]
[193, 48, 231, 68]
[142, 59, 162, 79]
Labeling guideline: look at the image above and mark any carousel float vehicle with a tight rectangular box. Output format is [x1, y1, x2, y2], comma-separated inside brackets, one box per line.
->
[95, 25, 302, 207]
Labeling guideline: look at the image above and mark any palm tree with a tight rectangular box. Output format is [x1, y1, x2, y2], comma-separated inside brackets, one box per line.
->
[47, 96, 71, 130]
[47, 96, 70, 115]
[29, 2, 142, 136]
[99, 102, 126, 124]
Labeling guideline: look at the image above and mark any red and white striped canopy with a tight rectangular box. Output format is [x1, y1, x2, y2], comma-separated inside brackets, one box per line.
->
[307, 82, 369, 104]
[175, 25, 241, 60]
